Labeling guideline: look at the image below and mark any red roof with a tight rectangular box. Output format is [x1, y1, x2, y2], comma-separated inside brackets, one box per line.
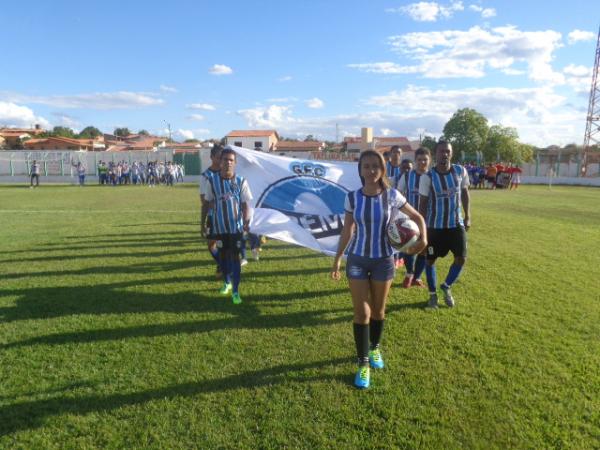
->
[275, 141, 324, 152]
[226, 130, 279, 139]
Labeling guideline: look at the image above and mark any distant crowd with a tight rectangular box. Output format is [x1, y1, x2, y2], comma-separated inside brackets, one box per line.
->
[464, 162, 523, 190]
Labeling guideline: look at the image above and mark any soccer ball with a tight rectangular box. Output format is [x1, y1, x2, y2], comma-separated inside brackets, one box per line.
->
[387, 214, 420, 251]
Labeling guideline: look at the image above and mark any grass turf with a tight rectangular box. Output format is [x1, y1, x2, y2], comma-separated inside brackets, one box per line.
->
[0, 184, 598, 449]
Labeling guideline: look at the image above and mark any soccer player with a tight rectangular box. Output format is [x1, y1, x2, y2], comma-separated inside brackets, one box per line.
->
[200, 145, 223, 278]
[510, 164, 522, 190]
[331, 150, 427, 389]
[30, 160, 40, 188]
[204, 148, 253, 305]
[396, 147, 430, 288]
[386, 145, 403, 181]
[418, 141, 471, 309]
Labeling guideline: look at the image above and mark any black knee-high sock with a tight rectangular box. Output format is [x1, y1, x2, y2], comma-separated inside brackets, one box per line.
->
[369, 319, 385, 349]
[353, 323, 369, 366]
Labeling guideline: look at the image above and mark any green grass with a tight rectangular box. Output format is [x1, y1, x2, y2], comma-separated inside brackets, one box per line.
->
[0, 184, 598, 449]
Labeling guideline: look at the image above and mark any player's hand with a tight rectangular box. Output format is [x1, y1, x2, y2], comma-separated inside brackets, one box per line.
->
[331, 259, 342, 280]
[464, 217, 471, 231]
[405, 238, 427, 255]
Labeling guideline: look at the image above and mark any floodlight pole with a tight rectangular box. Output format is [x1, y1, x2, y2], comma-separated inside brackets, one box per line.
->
[582, 25, 600, 176]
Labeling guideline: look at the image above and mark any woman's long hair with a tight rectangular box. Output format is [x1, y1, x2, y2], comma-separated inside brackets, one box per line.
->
[358, 150, 390, 190]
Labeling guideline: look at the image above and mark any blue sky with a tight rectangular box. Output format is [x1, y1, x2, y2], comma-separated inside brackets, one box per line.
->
[0, 0, 598, 146]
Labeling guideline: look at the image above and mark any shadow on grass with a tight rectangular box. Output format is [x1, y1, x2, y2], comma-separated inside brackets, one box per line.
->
[0, 276, 347, 323]
[0, 357, 349, 436]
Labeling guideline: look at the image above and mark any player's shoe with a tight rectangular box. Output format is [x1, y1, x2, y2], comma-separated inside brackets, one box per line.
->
[368, 348, 385, 369]
[240, 258, 248, 267]
[441, 284, 455, 307]
[251, 249, 259, 261]
[426, 293, 439, 309]
[402, 274, 413, 288]
[354, 366, 370, 389]
[411, 278, 425, 288]
[219, 282, 232, 295]
[232, 293, 242, 305]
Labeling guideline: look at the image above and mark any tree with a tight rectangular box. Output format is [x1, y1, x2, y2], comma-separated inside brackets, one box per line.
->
[138, 129, 150, 136]
[52, 126, 76, 138]
[304, 134, 314, 142]
[483, 125, 521, 162]
[420, 135, 437, 151]
[114, 127, 131, 137]
[184, 138, 200, 143]
[78, 126, 102, 139]
[443, 108, 489, 160]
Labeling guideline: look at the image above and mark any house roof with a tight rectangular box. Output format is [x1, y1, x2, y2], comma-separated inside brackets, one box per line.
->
[0, 127, 45, 136]
[226, 130, 280, 139]
[275, 141, 324, 151]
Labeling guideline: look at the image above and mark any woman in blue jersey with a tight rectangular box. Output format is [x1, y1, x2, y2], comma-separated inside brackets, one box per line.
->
[331, 150, 427, 389]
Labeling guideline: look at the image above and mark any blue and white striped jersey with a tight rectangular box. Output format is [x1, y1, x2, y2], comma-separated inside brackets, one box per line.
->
[386, 162, 402, 181]
[395, 170, 423, 208]
[418, 164, 469, 229]
[344, 188, 407, 258]
[200, 168, 220, 217]
[204, 173, 253, 234]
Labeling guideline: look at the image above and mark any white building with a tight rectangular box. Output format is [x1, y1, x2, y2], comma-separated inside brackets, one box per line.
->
[225, 130, 280, 152]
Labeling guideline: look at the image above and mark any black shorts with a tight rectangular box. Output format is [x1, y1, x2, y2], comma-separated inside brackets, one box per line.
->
[216, 233, 244, 253]
[206, 216, 217, 239]
[426, 227, 467, 260]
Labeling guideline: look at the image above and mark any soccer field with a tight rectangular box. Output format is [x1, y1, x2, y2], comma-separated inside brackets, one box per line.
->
[0, 184, 598, 449]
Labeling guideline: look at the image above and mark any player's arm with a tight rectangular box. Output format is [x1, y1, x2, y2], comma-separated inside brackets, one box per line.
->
[461, 187, 471, 231]
[241, 202, 251, 232]
[200, 194, 209, 237]
[331, 212, 355, 280]
[460, 166, 471, 231]
[399, 202, 427, 255]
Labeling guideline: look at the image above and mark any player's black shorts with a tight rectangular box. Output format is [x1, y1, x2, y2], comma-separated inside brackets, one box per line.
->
[426, 226, 467, 260]
[216, 233, 244, 253]
[206, 216, 217, 239]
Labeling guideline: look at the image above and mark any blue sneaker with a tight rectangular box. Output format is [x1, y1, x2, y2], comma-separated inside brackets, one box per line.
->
[354, 366, 370, 389]
[369, 348, 385, 369]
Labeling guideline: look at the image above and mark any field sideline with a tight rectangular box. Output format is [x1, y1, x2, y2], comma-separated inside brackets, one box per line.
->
[0, 184, 598, 449]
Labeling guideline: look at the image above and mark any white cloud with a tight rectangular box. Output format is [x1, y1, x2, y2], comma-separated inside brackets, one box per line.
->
[469, 4, 496, 18]
[278, 75, 293, 82]
[306, 97, 325, 109]
[159, 84, 178, 93]
[0, 102, 50, 128]
[175, 129, 195, 140]
[186, 103, 216, 111]
[266, 97, 298, 103]
[563, 64, 591, 77]
[568, 29, 596, 44]
[187, 114, 205, 121]
[51, 112, 80, 129]
[387, 1, 464, 22]
[209, 64, 233, 75]
[0, 91, 164, 109]
[347, 62, 419, 74]
[380, 128, 396, 136]
[350, 26, 565, 83]
[563, 64, 592, 94]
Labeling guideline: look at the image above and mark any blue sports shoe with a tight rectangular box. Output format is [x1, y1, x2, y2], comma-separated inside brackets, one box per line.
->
[354, 366, 370, 389]
[369, 348, 385, 369]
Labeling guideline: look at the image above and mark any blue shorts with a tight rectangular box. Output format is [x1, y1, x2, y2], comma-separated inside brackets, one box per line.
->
[346, 254, 395, 282]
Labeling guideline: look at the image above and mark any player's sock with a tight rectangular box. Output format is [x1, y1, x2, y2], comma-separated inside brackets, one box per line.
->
[209, 248, 220, 265]
[426, 265, 437, 293]
[443, 263, 463, 288]
[369, 319, 384, 349]
[414, 255, 426, 280]
[231, 259, 241, 294]
[353, 323, 369, 366]
[403, 254, 415, 275]
[219, 254, 230, 284]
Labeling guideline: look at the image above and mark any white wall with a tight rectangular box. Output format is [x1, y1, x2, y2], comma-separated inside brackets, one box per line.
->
[225, 136, 271, 151]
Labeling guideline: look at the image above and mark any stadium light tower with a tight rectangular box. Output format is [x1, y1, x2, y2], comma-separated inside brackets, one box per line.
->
[582, 25, 600, 176]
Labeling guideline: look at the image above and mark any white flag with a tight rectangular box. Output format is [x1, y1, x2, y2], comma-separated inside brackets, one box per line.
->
[232, 146, 361, 256]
